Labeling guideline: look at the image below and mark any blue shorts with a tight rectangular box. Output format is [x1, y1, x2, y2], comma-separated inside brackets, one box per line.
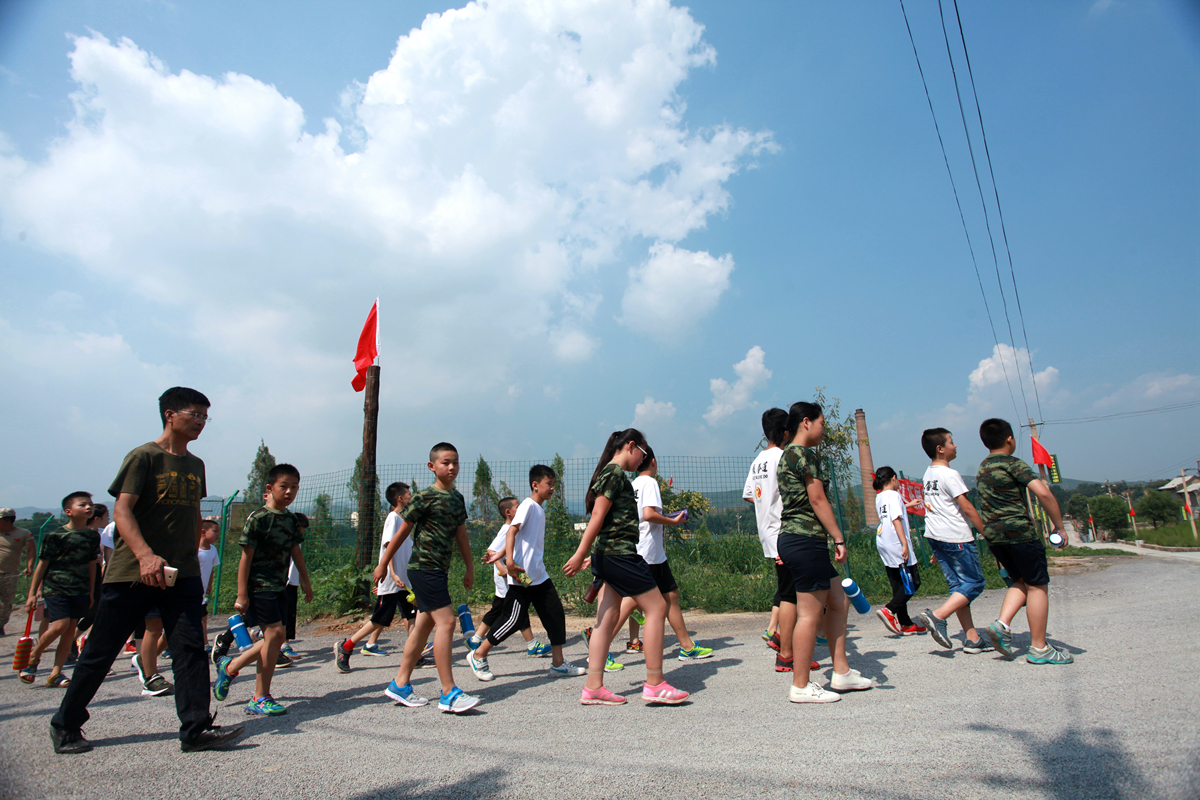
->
[407, 569, 452, 613]
[927, 539, 986, 602]
[44, 594, 90, 622]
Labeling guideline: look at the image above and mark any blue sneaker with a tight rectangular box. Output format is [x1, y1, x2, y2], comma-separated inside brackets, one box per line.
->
[244, 695, 286, 716]
[437, 686, 480, 713]
[466, 635, 483, 651]
[384, 679, 428, 707]
[604, 653, 624, 672]
[280, 644, 299, 659]
[361, 643, 388, 657]
[816, 635, 828, 646]
[986, 621, 1014, 659]
[526, 640, 552, 658]
[213, 657, 236, 702]
[1026, 644, 1073, 665]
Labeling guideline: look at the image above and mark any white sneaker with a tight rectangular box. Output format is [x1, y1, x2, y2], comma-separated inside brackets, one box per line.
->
[789, 681, 840, 703]
[467, 651, 494, 681]
[548, 660, 587, 677]
[830, 668, 874, 692]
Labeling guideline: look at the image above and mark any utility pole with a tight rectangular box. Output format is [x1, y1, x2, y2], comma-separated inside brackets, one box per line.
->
[356, 365, 381, 567]
[1184, 469, 1199, 541]
[1028, 419, 1050, 484]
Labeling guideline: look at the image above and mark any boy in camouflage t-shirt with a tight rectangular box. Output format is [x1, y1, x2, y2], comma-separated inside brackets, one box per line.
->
[21, 492, 100, 687]
[976, 418, 1072, 665]
[373, 442, 478, 713]
[213, 464, 311, 716]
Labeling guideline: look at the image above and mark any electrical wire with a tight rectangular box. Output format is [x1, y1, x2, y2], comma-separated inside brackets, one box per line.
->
[1036, 399, 1200, 426]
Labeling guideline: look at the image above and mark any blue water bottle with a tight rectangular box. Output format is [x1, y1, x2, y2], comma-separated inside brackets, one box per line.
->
[998, 566, 1015, 588]
[228, 614, 254, 652]
[457, 604, 475, 638]
[841, 578, 871, 615]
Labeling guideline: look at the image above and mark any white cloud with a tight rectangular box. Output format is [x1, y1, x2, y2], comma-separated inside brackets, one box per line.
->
[619, 242, 734, 343]
[633, 396, 676, 428]
[1089, 0, 1118, 16]
[704, 346, 771, 425]
[966, 343, 1059, 413]
[1093, 371, 1199, 409]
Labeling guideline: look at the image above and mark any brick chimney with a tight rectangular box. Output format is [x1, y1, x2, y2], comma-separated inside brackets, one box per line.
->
[855, 409, 879, 526]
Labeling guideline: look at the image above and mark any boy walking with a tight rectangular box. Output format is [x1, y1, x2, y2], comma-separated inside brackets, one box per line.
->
[336, 482, 415, 670]
[213, 464, 312, 715]
[467, 467, 586, 681]
[467, 498, 550, 657]
[916, 428, 992, 653]
[197, 519, 221, 652]
[50, 387, 243, 754]
[373, 442, 479, 713]
[20, 492, 100, 687]
[976, 418, 1072, 664]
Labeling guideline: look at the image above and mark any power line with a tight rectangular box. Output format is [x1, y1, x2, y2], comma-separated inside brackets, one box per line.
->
[898, 0, 1022, 425]
[1035, 399, 1200, 426]
[935, 0, 1031, 422]
[950, 0, 1045, 423]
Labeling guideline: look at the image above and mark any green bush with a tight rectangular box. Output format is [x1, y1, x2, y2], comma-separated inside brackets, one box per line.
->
[1133, 522, 1199, 549]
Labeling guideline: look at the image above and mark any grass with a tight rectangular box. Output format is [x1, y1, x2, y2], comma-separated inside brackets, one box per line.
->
[1126, 522, 1200, 549]
[1053, 545, 1135, 557]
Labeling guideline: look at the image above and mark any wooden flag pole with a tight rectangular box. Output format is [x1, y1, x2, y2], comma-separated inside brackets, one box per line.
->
[356, 365, 381, 567]
[1184, 469, 1199, 542]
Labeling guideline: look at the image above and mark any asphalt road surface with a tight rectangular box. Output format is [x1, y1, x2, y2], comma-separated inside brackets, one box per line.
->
[1, 553, 1195, 800]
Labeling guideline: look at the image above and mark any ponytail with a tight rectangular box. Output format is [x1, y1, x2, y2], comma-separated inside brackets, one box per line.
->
[872, 465, 897, 492]
[783, 401, 823, 443]
[585, 428, 648, 513]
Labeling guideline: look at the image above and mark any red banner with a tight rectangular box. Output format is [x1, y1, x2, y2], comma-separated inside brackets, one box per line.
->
[897, 478, 926, 516]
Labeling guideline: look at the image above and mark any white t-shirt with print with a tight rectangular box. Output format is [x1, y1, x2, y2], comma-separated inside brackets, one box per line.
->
[743, 448, 783, 558]
[377, 511, 409, 596]
[632, 475, 667, 565]
[509, 498, 550, 586]
[99, 521, 115, 556]
[921, 465, 975, 543]
[198, 546, 220, 601]
[487, 527, 510, 599]
[875, 489, 917, 568]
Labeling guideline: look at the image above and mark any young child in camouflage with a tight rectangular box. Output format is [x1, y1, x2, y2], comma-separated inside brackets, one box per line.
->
[976, 418, 1073, 665]
[21, 491, 100, 687]
[213, 464, 312, 715]
[373, 442, 479, 713]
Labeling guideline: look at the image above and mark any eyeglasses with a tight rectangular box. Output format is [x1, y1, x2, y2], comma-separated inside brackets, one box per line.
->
[635, 444, 648, 458]
[176, 411, 211, 422]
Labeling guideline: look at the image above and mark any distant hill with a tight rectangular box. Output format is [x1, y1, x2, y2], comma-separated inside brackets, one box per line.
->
[13, 507, 56, 520]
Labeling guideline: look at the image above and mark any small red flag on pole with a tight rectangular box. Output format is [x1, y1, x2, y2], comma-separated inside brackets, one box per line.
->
[1030, 436, 1052, 467]
[351, 299, 379, 392]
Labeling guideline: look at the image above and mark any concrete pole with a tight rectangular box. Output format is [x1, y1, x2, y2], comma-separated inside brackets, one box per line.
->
[855, 409, 879, 526]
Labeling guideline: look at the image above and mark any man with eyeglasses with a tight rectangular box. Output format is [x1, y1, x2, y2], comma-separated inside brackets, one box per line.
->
[49, 387, 244, 754]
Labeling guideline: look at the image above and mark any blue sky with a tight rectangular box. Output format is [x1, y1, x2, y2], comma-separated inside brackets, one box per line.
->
[1, 0, 1197, 507]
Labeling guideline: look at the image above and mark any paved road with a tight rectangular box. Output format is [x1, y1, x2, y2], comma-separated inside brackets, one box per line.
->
[1, 555, 1196, 800]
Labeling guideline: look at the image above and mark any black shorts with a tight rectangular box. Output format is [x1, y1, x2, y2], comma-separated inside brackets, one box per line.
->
[371, 593, 401, 627]
[482, 593, 528, 630]
[647, 561, 678, 594]
[144, 606, 162, 620]
[773, 561, 797, 605]
[406, 569, 452, 613]
[591, 553, 657, 599]
[488, 580, 568, 647]
[245, 591, 285, 628]
[44, 594, 89, 622]
[990, 540, 1050, 587]
[777, 533, 840, 593]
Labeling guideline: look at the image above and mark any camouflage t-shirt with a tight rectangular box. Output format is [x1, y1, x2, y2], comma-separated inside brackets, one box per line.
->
[404, 486, 468, 573]
[40, 526, 101, 597]
[239, 507, 303, 593]
[777, 444, 827, 540]
[976, 454, 1039, 545]
[590, 462, 640, 557]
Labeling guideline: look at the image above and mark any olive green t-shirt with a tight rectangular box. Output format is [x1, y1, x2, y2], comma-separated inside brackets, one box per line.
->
[0, 526, 33, 575]
[239, 506, 303, 593]
[589, 462, 640, 557]
[976, 453, 1039, 545]
[39, 525, 101, 597]
[404, 485, 468, 573]
[777, 444, 827, 540]
[105, 442, 206, 584]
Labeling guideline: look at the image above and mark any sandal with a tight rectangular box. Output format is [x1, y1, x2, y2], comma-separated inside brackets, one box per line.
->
[47, 673, 71, 688]
[19, 667, 37, 684]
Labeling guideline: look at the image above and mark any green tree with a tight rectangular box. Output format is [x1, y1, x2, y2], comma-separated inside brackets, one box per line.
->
[1137, 490, 1181, 529]
[471, 456, 500, 521]
[311, 493, 333, 541]
[841, 484, 866, 532]
[810, 386, 856, 491]
[1090, 495, 1130, 536]
[545, 454, 573, 546]
[347, 455, 386, 523]
[246, 440, 276, 508]
[1066, 494, 1092, 524]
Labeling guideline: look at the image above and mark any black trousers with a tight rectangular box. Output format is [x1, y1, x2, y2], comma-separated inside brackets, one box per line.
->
[284, 584, 299, 640]
[51, 576, 212, 742]
[884, 564, 921, 628]
[486, 580, 567, 647]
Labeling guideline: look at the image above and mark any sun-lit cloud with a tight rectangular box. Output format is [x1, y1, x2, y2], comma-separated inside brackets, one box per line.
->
[633, 396, 677, 428]
[704, 346, 771, 425]
[619, 242, 735, 344]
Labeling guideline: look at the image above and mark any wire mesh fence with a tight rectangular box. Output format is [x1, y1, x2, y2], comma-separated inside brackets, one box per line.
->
[204, 456, 1011, 619]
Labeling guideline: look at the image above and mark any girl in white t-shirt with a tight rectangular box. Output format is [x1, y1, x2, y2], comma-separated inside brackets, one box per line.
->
[872, 467, 922, 635]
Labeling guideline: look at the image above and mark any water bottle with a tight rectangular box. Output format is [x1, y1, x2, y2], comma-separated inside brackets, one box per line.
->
[841, 578, 871, 615]
[457, 604, 475, 638]
[228, 614, 254, 652]
[1048, 530, 1065, 548]
[998, 566, 1014, 588]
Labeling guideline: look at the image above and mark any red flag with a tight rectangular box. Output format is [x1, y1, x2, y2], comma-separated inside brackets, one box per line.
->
[351, 299, 379, 392]
[1030, 436, 1052, 466]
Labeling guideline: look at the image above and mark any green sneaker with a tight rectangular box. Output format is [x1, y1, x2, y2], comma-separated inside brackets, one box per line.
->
[245, 694, 287, 716]
[1026, 645, 1073, 665]
[213, 657, 236, 701]
[986, 621, 1014, 658]
[604, 653, 624, 672]
[677, 644, 713, 661]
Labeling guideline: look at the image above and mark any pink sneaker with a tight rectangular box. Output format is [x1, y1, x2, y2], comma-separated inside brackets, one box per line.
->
[642, 681, 689, 705]
[580, 685, 626, 705]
